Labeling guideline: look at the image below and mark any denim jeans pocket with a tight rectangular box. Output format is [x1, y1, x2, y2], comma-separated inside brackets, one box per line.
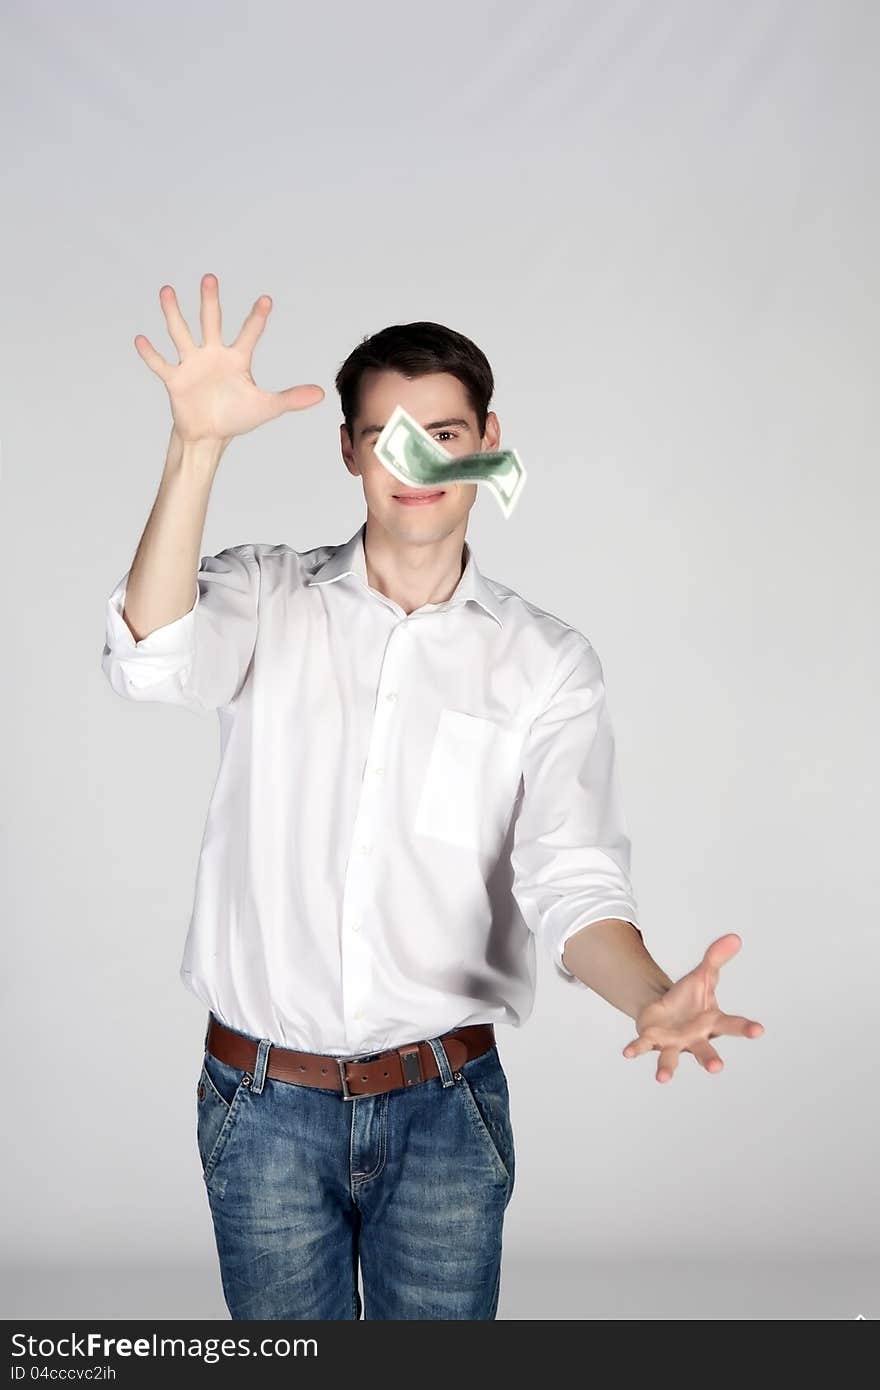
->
[196, 1050, 250, 1187]
[456, 1051, 515, 1192]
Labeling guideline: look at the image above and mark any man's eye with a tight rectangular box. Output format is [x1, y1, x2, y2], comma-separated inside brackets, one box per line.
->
[435, 431, 457, 442]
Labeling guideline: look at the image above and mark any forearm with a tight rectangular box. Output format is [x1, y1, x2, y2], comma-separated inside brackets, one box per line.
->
[561, 918, 674, 1020]
[121, 426, 228, 641]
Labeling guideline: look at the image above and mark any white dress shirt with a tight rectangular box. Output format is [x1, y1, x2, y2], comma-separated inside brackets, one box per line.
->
[102, 521, 641, 1055]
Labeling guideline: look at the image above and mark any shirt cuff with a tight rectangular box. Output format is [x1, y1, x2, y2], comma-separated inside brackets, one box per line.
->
[103, 574, 199, 690]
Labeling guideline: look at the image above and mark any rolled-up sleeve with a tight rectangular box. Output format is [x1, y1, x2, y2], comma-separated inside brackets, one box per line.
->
[101, 543, 259, 712]
[510, 633, 641, 988]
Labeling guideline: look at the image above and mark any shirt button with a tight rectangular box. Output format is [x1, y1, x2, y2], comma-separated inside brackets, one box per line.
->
[354, 1008, 364, 1019]
[359, 843, 371, 854]
[350, 920, 361, 932]
[385, 691, 398, 702]
[373, 766, 384, 777]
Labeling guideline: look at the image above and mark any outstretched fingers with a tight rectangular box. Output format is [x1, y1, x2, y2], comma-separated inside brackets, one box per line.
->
[232, 294, 273, 358]
[134, 334, 172, 382]
[689, 1039, 724, 1073]
[702, 932, 743, 974]
[265, 383, 326, 419]
[709, 1014, 764, 1040]
[656, 1048, 680, 1083]
[199, 272, 222, 345]
[158, 284, 196, 358]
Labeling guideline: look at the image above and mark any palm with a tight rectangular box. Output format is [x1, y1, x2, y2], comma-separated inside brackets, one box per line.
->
[622, 933, 764, 1083]
[164, 343, 285, 442]
[134, 272, 324, 443]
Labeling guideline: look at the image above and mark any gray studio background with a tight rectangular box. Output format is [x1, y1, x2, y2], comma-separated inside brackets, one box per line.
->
[2, 0, 877, 1320]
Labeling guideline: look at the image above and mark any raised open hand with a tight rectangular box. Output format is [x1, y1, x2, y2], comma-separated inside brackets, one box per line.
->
[134, 272, 325, 443]
[622, 933, 764, 1083]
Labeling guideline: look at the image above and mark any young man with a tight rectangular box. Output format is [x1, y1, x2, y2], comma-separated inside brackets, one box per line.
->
[102, 273, 763, 1321]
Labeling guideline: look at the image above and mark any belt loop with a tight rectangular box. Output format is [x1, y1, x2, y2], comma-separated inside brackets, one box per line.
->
[426, 1036, 455, 1087]
[250, 1038, 272, 1095]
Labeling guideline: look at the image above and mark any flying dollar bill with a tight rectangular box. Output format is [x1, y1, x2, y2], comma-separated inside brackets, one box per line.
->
[373, 404, 527, 518]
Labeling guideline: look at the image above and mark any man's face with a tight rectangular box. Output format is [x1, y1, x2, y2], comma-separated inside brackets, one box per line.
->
[341, 369, 500, 545]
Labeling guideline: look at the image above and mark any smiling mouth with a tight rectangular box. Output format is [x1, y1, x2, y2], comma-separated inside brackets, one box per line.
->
[392, 489, 446, 501]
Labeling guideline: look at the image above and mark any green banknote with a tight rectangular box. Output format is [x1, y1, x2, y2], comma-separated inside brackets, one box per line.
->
[373, 404, 527, 518]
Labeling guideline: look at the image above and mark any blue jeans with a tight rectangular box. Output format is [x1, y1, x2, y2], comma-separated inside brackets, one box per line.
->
[196, 1019, 516, 1319]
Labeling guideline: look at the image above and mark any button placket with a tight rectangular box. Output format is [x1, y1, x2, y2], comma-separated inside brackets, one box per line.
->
[339, 620, 407, 1041]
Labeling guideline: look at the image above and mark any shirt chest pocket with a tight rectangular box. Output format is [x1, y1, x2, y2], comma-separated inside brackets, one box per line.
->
[414, 708, 524, 856]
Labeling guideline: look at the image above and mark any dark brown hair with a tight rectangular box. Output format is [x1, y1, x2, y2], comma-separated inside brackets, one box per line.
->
[334, 320, 494, 443]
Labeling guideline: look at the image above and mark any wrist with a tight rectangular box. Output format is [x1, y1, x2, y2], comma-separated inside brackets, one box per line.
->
[165, 426, 229, 476]
[634, 980, 672, 1023]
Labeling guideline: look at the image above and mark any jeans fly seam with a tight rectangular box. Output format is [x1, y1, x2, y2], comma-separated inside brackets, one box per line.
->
[351, 1090, 389, 1186]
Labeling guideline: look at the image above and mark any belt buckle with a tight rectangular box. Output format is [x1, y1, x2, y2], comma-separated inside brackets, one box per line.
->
[337, 1044, 423, 1099]
[337, 1054, 368, 1101]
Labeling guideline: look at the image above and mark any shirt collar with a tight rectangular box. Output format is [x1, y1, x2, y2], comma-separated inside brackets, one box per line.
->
[305, 521, 503, 629]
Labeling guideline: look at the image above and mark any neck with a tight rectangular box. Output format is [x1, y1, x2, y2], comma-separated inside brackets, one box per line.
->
[362, 514, 467, 616]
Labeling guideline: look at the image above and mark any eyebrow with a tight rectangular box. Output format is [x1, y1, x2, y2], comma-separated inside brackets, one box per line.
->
[360, 417, 472, 440]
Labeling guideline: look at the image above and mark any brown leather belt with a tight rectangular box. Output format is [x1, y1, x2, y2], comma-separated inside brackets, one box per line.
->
[205, 1014, 496, 1101]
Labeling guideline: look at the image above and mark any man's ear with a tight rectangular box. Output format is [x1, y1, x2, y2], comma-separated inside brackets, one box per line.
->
[482, 411, 501, 450]
[340, 421, 359, 477]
